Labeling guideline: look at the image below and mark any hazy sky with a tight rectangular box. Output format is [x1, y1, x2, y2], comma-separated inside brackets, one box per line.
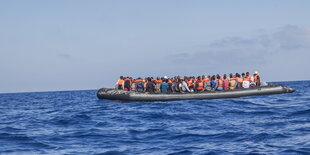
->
[1, 0, 310, 93]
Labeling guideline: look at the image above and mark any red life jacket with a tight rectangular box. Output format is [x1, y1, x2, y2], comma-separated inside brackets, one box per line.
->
[223, 79, 229, 90]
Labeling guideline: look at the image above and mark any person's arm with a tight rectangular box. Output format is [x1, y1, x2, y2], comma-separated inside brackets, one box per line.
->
[184, 82, 190, 92]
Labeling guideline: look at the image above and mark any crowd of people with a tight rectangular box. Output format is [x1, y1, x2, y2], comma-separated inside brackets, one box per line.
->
[115, 72, 261, 94]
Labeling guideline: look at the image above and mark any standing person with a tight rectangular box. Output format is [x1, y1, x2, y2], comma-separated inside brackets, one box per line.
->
[116, 76, 124, 90]
[146, 77, 155, 93]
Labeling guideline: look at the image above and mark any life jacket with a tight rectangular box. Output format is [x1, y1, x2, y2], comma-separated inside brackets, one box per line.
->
[117, 79, 123, 85]
[196, 81, 204, 90]
[124, 78, 131, 89]
[237, 77, 243, 83]
[218, 79, 223, 89]
[155, 80, 162, 83]
[135, 79, 143, 83]
[230, 77, 236, 81]
[223, 79, 229, 90]
[203, 78, 210, 82]
[254, 74, 260, 83]
[187, 81, 193, 86]
[243, 75, 251, 82]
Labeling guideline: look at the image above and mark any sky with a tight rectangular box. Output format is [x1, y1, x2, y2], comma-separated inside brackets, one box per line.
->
[0, 0, 310, 93]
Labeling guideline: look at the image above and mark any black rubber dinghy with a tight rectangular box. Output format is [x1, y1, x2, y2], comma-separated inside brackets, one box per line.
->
[97, 84, 295, 101]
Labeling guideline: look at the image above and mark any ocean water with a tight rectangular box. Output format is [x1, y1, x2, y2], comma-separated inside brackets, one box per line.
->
[0, 81, 309, 155]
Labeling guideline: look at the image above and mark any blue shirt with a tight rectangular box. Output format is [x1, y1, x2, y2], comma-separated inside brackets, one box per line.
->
[160, 83, 169, 93]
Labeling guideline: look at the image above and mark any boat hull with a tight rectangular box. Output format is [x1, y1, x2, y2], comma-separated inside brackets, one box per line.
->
[97, 85, 295, 101]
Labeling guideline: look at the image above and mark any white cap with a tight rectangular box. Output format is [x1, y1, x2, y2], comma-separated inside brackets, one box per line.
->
[164, 76, 168, 79]
[254, 71, 258, 74]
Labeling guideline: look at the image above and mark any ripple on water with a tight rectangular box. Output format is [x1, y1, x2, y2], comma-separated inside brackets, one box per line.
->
[0, 81, 309, 154]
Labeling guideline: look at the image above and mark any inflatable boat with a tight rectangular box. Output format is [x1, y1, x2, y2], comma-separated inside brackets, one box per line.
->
[97, 84, 295, 101]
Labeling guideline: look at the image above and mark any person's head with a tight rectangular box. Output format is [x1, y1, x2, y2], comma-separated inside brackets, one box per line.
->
[120, 76, 123, 79]
[211, 75, 215, 80]
[148, 77, 152, 81]
[242, 73, 245, 77]
[223, 74, 227, 79]
[229, 74, 233, 78]
[246, 72, 250, 75]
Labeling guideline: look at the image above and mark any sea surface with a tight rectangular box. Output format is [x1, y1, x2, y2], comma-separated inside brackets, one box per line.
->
[0, 81, 309, 155]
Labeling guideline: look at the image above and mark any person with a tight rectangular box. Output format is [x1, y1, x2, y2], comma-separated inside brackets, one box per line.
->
[168, 78, 173, 93]
[181, 79, 191, 93]
[229, 74, 236, 90]
[187, 78, 194, 92]
[131, 79, 137, 91]
[154, 77, 162, 93]
[223, 74, 229, 90]
[244, 72, 252, 82]
[217, 75, 223, 91]
[123, 77, 131, 91]
[160, 79, 169, 93]
[253, 71, 261, 87]
[195, 77, 204, 92]
[203, 75, 211, 91]
[242, 78, 250, 88]
[236, 73, 243, 88]
[145, 77, 155, 93]
[211, 75, 217, 91]
[116, 76, 124, 90]
[135, 77, 144, 93]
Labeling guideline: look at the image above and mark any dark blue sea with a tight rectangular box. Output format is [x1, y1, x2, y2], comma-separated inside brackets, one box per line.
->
[0, 81, 309, 155]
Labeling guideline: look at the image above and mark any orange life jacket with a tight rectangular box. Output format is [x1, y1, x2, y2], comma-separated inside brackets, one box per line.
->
[117, 79, 123, 85]
[243, 75, 251, 82]
[155, 80, 162, 84]
[203, 78, 210, 82]
[237, 77, 243, 83]
[135, 79, 143, 83]
[230, 77, 236, 81]
[196, 81, 204, 90]
[218, 79, 223, 89]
